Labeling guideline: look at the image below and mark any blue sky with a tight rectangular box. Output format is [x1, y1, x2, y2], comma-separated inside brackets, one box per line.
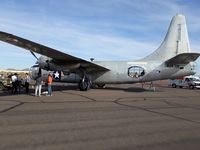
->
[0, 0, 200, 73]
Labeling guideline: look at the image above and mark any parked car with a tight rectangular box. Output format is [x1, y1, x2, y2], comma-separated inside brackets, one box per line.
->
[170, 76, 200, 89]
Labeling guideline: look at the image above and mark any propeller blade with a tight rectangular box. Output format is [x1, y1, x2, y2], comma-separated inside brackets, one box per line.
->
[30, 51, 38, 60]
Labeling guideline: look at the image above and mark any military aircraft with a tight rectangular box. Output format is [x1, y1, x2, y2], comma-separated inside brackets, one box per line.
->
[0, 14, 200, 91]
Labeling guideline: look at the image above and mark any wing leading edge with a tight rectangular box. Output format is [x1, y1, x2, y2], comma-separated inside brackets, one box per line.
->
[0, 31, 109, 73]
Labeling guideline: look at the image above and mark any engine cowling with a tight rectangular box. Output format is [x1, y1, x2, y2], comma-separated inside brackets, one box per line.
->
[29, 65, 49, 80]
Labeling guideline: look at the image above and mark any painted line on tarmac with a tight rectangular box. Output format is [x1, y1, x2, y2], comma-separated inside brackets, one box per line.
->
[113, 97, 200, 125]
[0, 100, 24, 113]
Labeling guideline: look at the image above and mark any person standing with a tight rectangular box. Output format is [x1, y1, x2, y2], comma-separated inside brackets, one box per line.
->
[35, 76, 43, 97]
[11, 73, 17, 94]
[16, 74, 21, 94]
[24, 73, 31, 94]
[47, 73, 53, 96]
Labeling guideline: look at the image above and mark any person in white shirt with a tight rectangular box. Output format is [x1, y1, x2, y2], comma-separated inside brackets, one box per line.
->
[11, 73, 17, 94]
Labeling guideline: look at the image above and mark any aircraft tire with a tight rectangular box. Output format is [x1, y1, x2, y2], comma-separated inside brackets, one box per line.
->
[97, 83, 105, 88]
[79, 79, 91, 91]
[79, 82, 88, 91]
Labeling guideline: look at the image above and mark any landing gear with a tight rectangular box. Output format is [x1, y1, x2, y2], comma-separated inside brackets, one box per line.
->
[79, 71, 92, 91]
[96, 83, 106, 88]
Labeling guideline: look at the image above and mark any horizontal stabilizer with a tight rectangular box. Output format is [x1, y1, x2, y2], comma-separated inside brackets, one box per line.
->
[165, 53, 200, 66]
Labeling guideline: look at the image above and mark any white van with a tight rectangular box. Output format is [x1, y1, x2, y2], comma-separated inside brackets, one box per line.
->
[170, 76, 200, 89]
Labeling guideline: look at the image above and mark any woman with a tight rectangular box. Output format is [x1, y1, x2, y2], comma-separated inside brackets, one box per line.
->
[47, 73, 53, 96]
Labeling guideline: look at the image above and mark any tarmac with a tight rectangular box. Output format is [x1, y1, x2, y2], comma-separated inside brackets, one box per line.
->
[0, 83, 200, 150]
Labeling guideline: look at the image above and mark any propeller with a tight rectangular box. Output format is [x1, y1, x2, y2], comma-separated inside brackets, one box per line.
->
[29, 51, 42, 78]
[30, 51, 40, 66]
[30, 51, 39, 60]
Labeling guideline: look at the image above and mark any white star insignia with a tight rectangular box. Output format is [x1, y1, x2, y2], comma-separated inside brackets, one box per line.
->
[54, 71, 60, 79]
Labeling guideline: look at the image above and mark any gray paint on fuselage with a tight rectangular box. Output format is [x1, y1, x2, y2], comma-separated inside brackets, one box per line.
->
[92, 60, 196, 84]
[93, 61, 160, 84]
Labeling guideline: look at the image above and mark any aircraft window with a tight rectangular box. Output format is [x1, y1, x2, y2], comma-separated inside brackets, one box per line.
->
[128, 66, 145, 78]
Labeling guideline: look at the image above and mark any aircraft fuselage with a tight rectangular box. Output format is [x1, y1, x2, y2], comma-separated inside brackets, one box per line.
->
[32, 58, 197, 85]
[92, 61, 196, 84]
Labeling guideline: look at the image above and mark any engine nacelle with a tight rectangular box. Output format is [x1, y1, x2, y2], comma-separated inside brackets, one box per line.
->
[37, 57, 59, 71]
[37, 56, 80, 71]
[29, 65, 49, 80]
[30, 65, 81, 83]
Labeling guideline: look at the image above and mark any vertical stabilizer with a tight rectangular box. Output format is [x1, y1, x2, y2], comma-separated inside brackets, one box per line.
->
[143, 14, 191, 61]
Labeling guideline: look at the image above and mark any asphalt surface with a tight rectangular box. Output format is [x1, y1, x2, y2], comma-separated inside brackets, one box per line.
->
[0, 84, 200, 150]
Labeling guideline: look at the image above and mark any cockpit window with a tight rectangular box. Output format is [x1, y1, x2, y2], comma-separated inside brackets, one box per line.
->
[128, 66, 145, 78]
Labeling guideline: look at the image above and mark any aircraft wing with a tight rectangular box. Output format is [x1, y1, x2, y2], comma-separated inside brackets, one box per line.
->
[165, 53, 200, 66]
[0, 31, 110, 73]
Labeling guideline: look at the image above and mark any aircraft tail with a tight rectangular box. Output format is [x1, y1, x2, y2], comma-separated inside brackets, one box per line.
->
[143, 14, 191, 61]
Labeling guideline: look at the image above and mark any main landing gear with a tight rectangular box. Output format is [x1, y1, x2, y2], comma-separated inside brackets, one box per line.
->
[79, 72, 92, 91]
